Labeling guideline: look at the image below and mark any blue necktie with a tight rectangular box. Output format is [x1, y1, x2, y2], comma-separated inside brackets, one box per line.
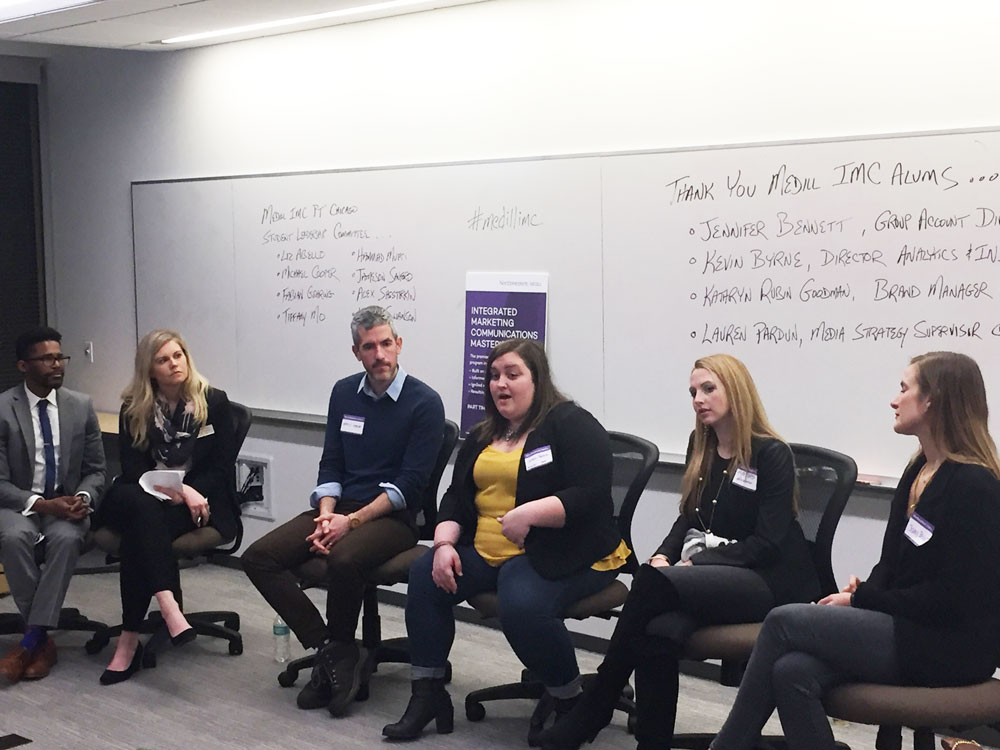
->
[37, 400, 56, 498]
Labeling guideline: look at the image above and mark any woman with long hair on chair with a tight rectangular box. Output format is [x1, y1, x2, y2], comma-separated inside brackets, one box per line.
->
[542, 353, 820, 750]
[708, 352, 1000, 750]
[96, 329, 237, 684]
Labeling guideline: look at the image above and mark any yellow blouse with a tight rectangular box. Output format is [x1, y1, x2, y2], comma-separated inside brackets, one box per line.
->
[472, 445, 631, 571]
[473, 445, 524, 565]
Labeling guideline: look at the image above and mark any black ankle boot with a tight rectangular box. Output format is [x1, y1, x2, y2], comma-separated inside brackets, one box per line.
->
[382, 678, 453, 740]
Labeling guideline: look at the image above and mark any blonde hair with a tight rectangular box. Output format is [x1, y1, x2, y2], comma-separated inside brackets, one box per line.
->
[909, 352, 1000, 478]
[122, 329, 209, 449]
[680, 354, 786, 514]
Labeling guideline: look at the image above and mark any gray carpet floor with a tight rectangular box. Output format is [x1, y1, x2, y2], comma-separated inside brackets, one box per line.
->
[0, 563, 917, 750]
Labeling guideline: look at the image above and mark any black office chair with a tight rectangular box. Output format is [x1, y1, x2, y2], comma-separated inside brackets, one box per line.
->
[659, 443, 857, 749]
[85, 401, 253, 667]
[462, 431, 660, 741]
[276, 419, 460, 698]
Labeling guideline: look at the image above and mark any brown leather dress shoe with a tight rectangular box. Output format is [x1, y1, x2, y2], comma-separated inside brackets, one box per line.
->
[23, 638, 57, 680]
[0, 644, 34, 683]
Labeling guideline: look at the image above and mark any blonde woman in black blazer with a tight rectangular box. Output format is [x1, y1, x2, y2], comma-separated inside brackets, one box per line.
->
[96, 329, 237, 685]
[543, 353, 819, 750]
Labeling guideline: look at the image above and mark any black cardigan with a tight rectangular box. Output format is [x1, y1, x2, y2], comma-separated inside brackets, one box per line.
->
[117, 387, 239, 541]
[437, 401, 623, 580]
[853, 459, 1000, 686]
[656, 436, 820, 606]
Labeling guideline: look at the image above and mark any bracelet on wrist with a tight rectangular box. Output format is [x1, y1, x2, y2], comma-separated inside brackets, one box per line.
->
[432, 540, 455, 551]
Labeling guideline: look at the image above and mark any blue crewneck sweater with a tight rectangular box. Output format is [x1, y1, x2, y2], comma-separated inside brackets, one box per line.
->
[311, 371, 444, 515]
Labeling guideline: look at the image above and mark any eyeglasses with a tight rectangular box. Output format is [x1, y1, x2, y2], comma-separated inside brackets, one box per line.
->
[25, 354, 71, 366]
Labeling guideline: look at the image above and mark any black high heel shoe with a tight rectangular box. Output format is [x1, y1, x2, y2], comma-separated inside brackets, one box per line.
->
[382, 678, 454, 740]
[170, 627, 197, 647]
[100, 642, 143, 685]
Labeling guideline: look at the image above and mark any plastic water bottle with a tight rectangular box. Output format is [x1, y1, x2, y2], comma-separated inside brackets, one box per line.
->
[273, 615, 291, 663]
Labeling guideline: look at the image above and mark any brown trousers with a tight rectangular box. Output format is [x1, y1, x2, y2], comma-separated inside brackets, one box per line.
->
[242, 505, 416, 648]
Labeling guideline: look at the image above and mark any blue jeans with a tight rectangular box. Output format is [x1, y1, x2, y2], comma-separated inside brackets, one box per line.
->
[406, 545, 618, 695]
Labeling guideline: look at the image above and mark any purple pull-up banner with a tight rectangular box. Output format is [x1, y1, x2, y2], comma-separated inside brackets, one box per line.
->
[461, 272, 548, 434]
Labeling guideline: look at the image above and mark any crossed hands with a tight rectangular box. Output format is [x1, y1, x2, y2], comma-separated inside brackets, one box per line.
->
[818, 574, 860, 606]
[306, 511, 350, 555]
[36, 494, 89, 521]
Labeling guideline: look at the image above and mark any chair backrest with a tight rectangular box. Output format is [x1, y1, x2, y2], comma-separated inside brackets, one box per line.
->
[230, 401, 253, 463]
[207, 400, 253, 555]
[789, 443, 858, 597]
[608, 431, 660, 575]
[414, 419, 460, 540]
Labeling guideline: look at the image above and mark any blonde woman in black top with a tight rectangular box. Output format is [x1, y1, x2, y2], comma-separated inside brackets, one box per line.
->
[542, 353, 819, 750]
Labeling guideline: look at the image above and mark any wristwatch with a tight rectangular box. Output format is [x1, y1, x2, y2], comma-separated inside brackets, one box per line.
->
[348, 513, 363, 530]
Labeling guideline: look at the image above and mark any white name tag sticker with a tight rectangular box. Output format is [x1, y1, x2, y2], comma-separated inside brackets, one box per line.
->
[904, 512, 934, 546]
[732, 467, 758, 491]
[340, 415, 365, 435]
[524, 445, 554, 471]
[198, 424, 215, 438]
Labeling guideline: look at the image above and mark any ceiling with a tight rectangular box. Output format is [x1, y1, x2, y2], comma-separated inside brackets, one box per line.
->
[0, 0, 486, 50]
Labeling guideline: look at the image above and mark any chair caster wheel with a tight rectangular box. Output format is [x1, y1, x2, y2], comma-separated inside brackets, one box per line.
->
[85, 634, 108, 655]
[277, 670, 296, 687]
[466, 701, 486, 722]
[224, 616, 240, 631]
[228, 640, 243, 655]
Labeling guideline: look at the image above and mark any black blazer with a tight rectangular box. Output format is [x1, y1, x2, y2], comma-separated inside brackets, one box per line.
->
[657, 436, 820, 606]
[116, 387, 239, 541]
[854, 459, 1000, 686]
[438, 401, 623, 580]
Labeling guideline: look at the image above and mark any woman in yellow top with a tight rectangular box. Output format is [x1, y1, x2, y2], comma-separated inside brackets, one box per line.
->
[383, 340, 629, 741]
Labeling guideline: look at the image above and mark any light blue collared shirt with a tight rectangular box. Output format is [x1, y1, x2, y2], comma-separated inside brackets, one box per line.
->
[310, 366, 409, 510]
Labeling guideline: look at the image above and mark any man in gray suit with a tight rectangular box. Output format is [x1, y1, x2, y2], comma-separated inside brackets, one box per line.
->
[0, 326, 105, 682]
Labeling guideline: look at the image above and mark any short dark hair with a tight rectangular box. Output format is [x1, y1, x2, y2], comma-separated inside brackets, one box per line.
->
[15, 326, 62, 362]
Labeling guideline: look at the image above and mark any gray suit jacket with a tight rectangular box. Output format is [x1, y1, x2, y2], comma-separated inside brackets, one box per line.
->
[0, 384, 107, 512]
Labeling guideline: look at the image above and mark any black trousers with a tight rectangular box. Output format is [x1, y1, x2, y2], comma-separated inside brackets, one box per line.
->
[607, 564, 775, 747]
[98, 483, 197, 630]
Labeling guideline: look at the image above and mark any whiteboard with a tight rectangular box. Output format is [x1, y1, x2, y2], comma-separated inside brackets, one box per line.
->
[133, 158, 605, 428]
[133, 129, 1000, 480]
[602, 131, 1000, 479]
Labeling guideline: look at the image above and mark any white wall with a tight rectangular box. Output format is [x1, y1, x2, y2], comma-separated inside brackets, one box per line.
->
[7, 0, 995, 633]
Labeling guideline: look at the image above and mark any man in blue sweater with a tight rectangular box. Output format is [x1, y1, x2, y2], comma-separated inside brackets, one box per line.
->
[243, 306, 445, 716]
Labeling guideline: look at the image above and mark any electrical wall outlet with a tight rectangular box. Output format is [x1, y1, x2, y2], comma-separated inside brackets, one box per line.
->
[236, 453, 272, 521]
[83, 341, 94, 363]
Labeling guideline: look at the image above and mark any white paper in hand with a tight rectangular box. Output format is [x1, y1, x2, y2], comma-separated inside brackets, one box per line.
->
[139, 469, 186, 501]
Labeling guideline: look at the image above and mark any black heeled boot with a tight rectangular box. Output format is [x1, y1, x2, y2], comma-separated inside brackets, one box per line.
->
[527, 693, 581, 747]
[538, 566, 681, 750]
[633, 636, 681, 750]
[382, 678, 454, 740]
